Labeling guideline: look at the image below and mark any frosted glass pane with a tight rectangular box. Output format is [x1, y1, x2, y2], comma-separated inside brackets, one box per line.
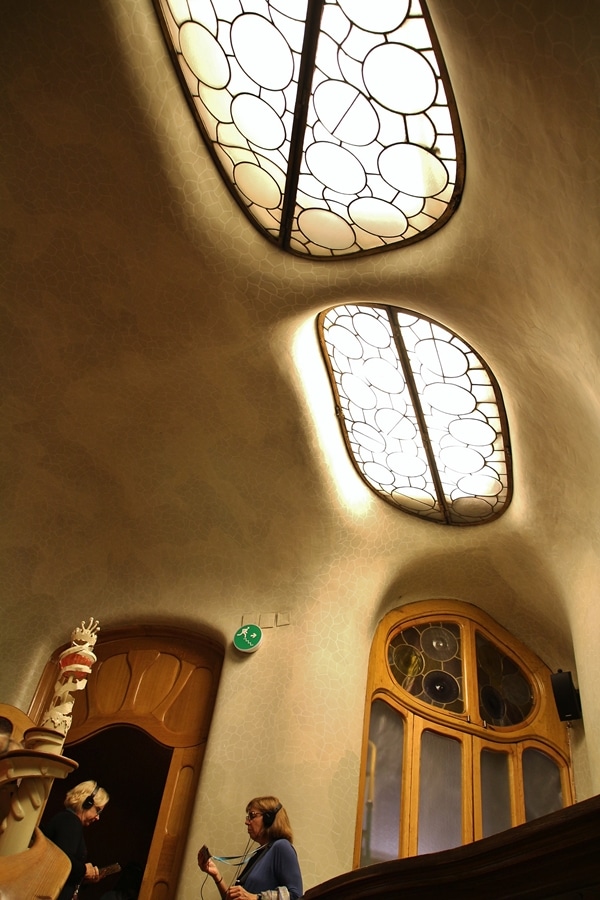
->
[523, 748, 563, 821]
[418, 729, 462, 854]
[360, 699, 404, 865]
[481, 749, 512, 837]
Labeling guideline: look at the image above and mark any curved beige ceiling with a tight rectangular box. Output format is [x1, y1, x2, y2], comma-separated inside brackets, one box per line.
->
[2, 0, 599, 741]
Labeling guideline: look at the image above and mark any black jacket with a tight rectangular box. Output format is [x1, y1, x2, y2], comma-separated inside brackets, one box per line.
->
[41, 808, 87, 900]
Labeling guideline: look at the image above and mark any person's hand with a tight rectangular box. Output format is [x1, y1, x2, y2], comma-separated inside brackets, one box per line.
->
[84, 863, 99, 881]
[224, 887, 259, 900]
[197, 845, 211, 871]
[197, 848, 221, 881]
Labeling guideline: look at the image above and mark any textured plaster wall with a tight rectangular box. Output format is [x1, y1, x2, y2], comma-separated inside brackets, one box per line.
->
[2, 1, 600, 897]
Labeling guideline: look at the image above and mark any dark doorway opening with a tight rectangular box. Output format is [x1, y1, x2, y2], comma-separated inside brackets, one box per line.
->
[41, 725, 172, 899]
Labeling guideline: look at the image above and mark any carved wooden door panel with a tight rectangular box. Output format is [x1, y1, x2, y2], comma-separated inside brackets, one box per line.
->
[30, 625, 223, 899]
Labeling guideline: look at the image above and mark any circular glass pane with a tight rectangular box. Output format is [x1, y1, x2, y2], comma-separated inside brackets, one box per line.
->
[353, 312, 391, 348]
[349, 197, 408, 237]
[305, 142, 367, 194]
[298, 208, 355, 250]
[423, 670, 460, 704]
[313, 80, 379, 146]
[234, 162, 282, 208]
[379, 143, 449, 197]
[180, 22, 230, 89]
[480, 684, 506, 722]
[362, 357, 405, 393]
[326, 323, 364, 359]
[340, 372, 377, 408]
[387, 452, 427, 477]
[231, 14, 294, 90]
[392, 644, 425, 677]
[449, 418, 497, 447]
[352, 422, 387, 452]
[364, 44, 437, 114]
[231, 94, 286, 149]
[439, 446, 485, 475]
[415, 339, 469, 378]
[338, 0, 410, 33]
[421, 625, 458, 661]
[422, 382, 476, 415]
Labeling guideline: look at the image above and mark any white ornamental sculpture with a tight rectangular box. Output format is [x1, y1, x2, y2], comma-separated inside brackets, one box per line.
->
[0, 618, 101, 859]
[40, 617, 100, 737]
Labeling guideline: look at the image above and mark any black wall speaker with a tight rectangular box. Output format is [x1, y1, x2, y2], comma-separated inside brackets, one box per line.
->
[551, 670, 582, 721]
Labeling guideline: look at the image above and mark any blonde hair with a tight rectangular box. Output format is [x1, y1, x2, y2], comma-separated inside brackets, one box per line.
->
[64, 780, 110, 812]
[246, 796, 293, 843]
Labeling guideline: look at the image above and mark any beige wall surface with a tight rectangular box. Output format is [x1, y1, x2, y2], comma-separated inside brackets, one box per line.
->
[2, 1, 599, 896]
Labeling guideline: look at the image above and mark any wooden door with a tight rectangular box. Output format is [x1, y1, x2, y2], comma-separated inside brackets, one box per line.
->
[30, 624, 223, 899]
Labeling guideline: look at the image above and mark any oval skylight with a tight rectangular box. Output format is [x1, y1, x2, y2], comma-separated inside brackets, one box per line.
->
[153, 0, 464, 258]
[318, 305, 512, 524]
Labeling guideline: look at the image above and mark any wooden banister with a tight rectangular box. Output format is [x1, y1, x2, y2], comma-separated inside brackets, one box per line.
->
[304, 794, 600, 900]
[0, 827, 70, 900]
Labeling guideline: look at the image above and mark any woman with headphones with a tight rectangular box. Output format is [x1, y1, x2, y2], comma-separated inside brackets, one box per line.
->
[41, 779, 109, 900]
[198, 796, 302, 900]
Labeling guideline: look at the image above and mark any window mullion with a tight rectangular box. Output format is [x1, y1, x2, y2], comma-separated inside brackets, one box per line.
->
[387, 306, 450, 523]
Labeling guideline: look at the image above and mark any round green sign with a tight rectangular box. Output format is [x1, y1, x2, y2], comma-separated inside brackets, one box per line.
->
[233, 624, 263, 653]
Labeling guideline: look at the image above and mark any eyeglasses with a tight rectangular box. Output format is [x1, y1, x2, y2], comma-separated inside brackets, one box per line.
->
[93, 805, 104, 816]
[245, 811, 263, 821]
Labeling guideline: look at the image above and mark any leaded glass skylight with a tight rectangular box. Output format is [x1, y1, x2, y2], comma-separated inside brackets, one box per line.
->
[153, 0, 464, 258]
[318, 305, 512, 524]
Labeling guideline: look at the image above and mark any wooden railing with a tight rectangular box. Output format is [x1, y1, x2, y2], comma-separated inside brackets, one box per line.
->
[304, 794, 600, 900]
[0, 703, 76, 899]
[0, 828, 71, 900]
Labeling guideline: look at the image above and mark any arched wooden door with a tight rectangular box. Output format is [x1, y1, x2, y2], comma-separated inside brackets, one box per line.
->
[30, 624, 223, 899]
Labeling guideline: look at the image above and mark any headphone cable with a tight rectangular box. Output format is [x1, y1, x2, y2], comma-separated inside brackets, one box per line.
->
[228, 837, 254, 888]
[201, 837, 254, 898]
[212, 844, 260, 865]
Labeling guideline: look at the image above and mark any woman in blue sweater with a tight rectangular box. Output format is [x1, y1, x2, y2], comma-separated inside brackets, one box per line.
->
[198, 796, 302, 900]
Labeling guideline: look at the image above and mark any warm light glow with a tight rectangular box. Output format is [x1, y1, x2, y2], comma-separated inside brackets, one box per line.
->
[290, 317, 374, 514]
[318, 305, 512, 524]
[154, 0, 464, 258]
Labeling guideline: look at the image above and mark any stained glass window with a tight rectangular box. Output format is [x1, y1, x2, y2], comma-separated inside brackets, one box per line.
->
[153, 0, 464, 257]
[319, 305, 512, 524]
[388, 622, 464, 713]
[476, 631, 534, 726]
[357, 603, 573, 863]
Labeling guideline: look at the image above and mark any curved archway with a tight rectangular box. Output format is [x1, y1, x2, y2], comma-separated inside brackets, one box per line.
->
[31, 624, 224, 899]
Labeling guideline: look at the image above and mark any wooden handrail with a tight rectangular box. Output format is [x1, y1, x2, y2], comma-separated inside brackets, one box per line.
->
[304, 794, 600, 900]
[0, 827, 70, 900]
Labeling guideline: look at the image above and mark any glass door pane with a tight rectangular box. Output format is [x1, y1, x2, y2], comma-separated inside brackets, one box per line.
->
[480, 748, 512, 837]
[360, 699, 404, 865]
[418, 729, 462, 854]
[523, 747, 563, 821]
